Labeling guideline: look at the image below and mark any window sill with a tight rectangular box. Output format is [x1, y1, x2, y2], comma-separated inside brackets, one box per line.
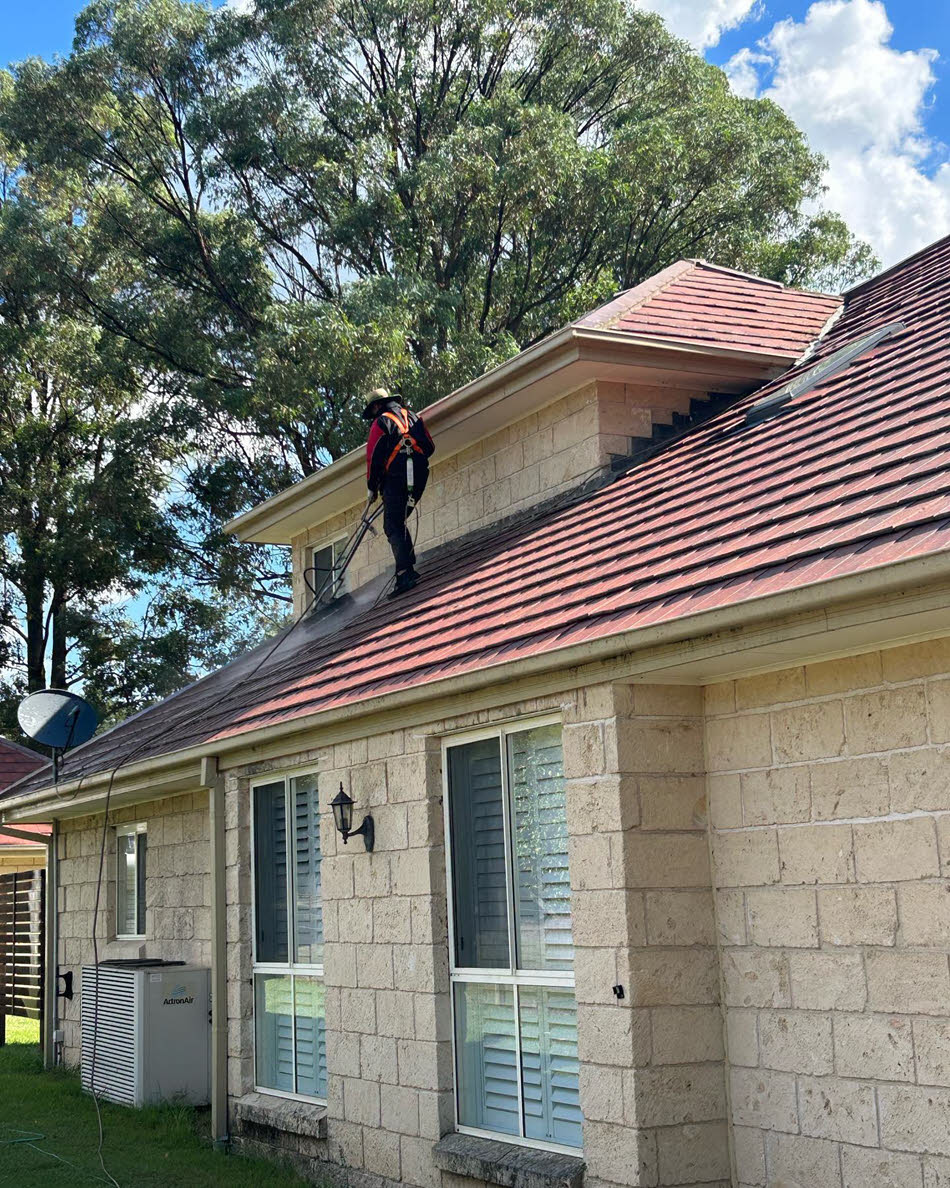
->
[233, 1092, 328, 1142]
[433, 1133, 584, 1188]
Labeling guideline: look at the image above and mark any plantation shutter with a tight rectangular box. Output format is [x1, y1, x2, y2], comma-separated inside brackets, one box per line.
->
[254, 974, 294, 1093]
[455, 983, 519, 1136]
[519, 987, 582, 1147]
[253, 781, 289, 963]
[509, 725, 573, 971]
[293, 775, 323, 964]
[448, 739, 508, 968]
[293, 977, 328, 1097]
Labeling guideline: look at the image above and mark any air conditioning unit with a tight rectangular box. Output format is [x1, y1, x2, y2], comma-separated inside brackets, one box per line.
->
[81, 961, 211, 1107]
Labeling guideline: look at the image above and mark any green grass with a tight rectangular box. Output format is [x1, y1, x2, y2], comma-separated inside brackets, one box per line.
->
[0, 1023, 309, 1187]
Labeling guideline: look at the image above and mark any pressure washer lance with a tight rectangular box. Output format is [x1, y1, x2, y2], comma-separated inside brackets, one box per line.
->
[304, 500, 384, 608]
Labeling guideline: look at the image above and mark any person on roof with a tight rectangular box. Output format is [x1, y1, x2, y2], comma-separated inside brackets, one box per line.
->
[363, 388, 436, 595]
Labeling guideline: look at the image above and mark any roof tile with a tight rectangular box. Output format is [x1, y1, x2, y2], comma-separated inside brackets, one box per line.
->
[9, 238, 950, 796]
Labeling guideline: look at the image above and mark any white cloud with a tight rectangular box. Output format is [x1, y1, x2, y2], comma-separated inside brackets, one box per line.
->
[638, 0, 761, 50]
[724, 0, 950, 267]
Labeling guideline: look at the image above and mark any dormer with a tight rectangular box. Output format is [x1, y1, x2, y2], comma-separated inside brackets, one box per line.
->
[226, 261, 840, 614]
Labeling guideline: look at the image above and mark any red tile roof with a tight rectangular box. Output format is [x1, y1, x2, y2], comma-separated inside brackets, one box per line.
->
[577, 260, 841, 358]
[0, 737, 45, 795]
[7, 237, 950, 795]
[0, 821, 50, 846]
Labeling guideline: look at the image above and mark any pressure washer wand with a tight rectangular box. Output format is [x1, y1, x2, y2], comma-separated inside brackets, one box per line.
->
[305, 501, 383, 608]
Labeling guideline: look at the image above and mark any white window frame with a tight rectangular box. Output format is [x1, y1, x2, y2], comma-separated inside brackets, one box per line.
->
[115, 822, 147, 940]
[305, 536, 349, 609]
[442, 714, 580, 1156]
[250, 768, 326, 1105]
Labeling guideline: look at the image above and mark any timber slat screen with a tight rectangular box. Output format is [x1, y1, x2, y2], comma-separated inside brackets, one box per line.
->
[0, 869, 45, 1044]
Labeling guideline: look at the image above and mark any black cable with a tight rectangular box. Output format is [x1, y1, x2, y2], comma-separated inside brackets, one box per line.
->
[77, 502, 383, 1184]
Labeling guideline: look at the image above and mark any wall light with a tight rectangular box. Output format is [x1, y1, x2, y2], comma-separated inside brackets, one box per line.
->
[331, 784, 375, 851]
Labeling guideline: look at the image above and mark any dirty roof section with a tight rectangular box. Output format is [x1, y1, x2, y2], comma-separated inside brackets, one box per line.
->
[577, 259, 841, 358]
[0, 737, 45, 795]
[7, 237, 950, 798]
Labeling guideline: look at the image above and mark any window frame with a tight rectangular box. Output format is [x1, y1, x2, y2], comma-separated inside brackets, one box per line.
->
[115, 821, 147, 940]
[249, 767, 326, 1105]
[305, 536, 349, 610]
[442, 714, 580, 1156]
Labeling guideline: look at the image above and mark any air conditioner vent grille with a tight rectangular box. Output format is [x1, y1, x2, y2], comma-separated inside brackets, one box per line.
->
[81, 966, 136, 1105]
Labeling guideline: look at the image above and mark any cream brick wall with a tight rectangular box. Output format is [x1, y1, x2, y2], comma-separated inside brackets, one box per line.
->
[564, 683, 729, 1188]
[224, 684, 723, 1188]
[707, 640, 950, 1188]
[291, 381, 703, 613]
[55, 791, 211, 1068]
[0, 850, 45, 873]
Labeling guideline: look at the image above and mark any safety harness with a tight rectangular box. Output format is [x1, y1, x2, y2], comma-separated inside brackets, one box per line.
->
[382, 406, 426, 491]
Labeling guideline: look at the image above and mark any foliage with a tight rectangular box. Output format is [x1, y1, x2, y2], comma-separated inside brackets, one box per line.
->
[4, 0, 876, 451]
[0, 133, 269, 732]
[0, 0, 877, 727]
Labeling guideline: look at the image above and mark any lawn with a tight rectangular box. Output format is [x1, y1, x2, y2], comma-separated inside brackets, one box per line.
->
[0, 1020, 309, 1186]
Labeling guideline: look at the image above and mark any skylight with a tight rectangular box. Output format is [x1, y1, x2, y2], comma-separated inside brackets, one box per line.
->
[744, 320, 906, 428]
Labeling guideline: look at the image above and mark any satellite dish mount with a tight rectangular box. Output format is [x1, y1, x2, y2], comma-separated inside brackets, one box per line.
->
[17, 689, 99, 783]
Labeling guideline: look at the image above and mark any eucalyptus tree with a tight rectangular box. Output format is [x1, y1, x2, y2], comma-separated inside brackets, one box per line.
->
[4, 0, 874, 470]
[0, 133, 265, 731]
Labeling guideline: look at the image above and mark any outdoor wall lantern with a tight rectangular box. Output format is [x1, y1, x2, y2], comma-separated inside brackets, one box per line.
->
[331, 783, 375, 851]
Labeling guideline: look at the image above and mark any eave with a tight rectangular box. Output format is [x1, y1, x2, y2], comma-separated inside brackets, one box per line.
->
[226, 327, 793, 546]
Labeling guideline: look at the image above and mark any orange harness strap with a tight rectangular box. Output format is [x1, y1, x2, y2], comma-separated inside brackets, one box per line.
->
[382, 408, 425, 473]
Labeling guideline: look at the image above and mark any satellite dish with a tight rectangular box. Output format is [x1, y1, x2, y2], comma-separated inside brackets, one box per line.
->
[18, 689, 98, 751]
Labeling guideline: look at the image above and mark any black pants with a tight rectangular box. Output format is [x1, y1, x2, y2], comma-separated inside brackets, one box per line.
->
[382, 469, 427, 572]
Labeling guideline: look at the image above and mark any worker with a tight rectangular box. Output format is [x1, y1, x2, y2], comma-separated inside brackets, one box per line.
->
[364, 388, 435, 595]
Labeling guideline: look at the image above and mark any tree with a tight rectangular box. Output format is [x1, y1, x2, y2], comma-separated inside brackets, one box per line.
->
[3, 0, 876, 487]
[0, 127, 268, 733]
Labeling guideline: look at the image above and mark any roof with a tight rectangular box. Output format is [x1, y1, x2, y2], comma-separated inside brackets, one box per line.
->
[7, 235, 950, 800]
[0, 737, 45, 794]
[228, 260, 837, 546]
[0, 822, 50, 847]
[575, 259, 841, 357]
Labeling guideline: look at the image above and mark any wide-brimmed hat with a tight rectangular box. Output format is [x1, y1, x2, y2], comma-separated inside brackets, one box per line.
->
[362, 387, 391, 420]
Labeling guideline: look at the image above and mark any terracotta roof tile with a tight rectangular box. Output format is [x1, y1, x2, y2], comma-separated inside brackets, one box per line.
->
[9, 237, 950, 795]
[0, 821, 50, 846]
[577, 260, 841, 358]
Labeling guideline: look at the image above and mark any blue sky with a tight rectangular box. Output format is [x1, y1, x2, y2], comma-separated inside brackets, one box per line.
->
[4, 0, 950, 267]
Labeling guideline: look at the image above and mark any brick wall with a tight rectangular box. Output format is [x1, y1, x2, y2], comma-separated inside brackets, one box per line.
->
[0, 850, 45, 873]
[564, 683, 728, 1188]
[55, 791, 211, 1068]
[706, 642, 950, 1188]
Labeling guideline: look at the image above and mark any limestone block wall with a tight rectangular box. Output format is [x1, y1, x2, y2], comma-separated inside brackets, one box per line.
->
[228, 685, 720, 1188]
[55, 790, 211, 1068]
[706, 643, 950, 1188]
[290, 381, 704, 613]
[563, 683, 728, 1188]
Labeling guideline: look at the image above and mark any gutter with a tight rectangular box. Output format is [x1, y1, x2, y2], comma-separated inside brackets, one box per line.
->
[7, 545, 950, 820]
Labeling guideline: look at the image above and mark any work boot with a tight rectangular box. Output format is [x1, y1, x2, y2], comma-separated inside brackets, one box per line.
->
[390, 568, 419, 597]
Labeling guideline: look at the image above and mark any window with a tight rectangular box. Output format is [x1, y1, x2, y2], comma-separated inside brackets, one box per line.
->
[306, 538, 348, 609]
[444, 720, 581, 1152]
[252, 772, 326, 1100]
[116, 823, 147, 939]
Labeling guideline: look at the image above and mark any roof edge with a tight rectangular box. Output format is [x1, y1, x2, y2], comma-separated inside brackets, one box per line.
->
[844, 231, 950, 299]
[572, 260, 696, 330]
